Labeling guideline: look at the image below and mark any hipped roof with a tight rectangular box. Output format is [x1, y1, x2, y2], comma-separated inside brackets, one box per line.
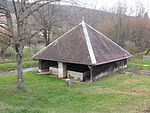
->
[33, 20, 132, 66]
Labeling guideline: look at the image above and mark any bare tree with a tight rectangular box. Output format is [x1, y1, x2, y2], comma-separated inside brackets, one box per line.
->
[97, 1, 149, 53]
[0, 0, 13, 58]
[131, 2, 150, 53]
[34, 3, 62, 46]
[145, 48, 150, 55]
[135, 1, 145, 17]
[0, 28, 10, 58]
[0, 0, 64, 89]
[114, 1, 128, 47]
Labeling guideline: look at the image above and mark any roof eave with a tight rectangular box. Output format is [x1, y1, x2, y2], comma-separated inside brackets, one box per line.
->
[91, 56, 132, 66]
[33, 55, 132, 66]
[33, 57, 91, 66]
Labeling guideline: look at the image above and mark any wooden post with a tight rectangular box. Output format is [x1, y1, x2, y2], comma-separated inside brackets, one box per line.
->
[58, 62, 66, 78]
[38, 60, 42, 72]
[88, 66, 93, 82]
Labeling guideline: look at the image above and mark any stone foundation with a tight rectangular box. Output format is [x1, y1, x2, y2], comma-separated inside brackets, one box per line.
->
[49, 67, 89, 81]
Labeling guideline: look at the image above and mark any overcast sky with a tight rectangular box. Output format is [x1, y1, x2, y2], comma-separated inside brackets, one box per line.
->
[79, 0, 150, 9]
[74, 0, 150, 14]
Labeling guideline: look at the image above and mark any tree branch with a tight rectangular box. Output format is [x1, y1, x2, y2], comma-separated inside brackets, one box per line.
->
[0, 14, 5, 17]
[19, 0, 60, 23]
[0, 35, 11, 46]
[0, 25, 9, 31]
[12, 0, 19, 34]
[0, 22, 7, 25]
[0, 31, 12, 37]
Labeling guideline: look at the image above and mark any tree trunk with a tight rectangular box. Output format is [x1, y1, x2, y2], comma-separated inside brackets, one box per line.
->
[47, 29, 51, 46]
[34, 43, 37, 53]
[16, 53, 24, 89]
[46, 41, 49, 46]
[29, 42, 31, 53]
[145, 48, 150, 55]
[0, 49, 5, 58]
[43, 29, 48, 46]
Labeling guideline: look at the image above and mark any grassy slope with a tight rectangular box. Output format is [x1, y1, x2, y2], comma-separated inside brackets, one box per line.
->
[0, 55, 150, 113]
[5, 46, 44, 58]
[128, 55, 150, 70]
[0, 46, 41, 71]
[4, 57, 32, 61]
[128, 61, 150, 70]
[0, 71, 150, 113]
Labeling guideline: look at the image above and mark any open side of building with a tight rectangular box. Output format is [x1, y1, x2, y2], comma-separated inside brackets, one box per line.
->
[33, 19, 132, 81]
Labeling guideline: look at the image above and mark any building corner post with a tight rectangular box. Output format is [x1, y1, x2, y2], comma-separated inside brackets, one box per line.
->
[58, 62, 67, 78]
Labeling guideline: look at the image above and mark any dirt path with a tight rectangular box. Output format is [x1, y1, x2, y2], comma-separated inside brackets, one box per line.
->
[126, 69, 150, 76]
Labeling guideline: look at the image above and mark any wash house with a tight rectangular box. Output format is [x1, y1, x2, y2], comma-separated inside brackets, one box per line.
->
[33, 19, 132, 81]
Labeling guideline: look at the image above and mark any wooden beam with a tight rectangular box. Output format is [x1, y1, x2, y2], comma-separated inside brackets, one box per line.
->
[88, 66, 93, 82]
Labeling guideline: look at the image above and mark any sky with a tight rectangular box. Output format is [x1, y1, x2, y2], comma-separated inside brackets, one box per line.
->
[78, 0, 150, 10]
[74, 0, 150, 15]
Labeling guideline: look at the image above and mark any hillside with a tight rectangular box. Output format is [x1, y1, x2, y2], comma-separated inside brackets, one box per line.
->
[1, 1, 149, 54]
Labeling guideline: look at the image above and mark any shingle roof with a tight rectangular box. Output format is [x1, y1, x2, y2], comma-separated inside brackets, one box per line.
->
[33, 20, 132, 65]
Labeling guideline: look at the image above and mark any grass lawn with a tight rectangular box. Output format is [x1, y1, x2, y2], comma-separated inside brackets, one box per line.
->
[3, 57, 32, 61]
[5, 46, 44, 58]
[128, 55, 150, 70]
[128, 61, 150, 70]
[0, 70, 150, 113]
[0, 55, 150, 113]
[0, 60, 38, 72]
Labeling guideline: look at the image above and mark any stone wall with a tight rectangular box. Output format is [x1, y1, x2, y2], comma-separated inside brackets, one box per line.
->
[49, 67, 90, 81]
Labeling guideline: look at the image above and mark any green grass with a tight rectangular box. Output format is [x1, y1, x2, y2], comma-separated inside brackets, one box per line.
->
[0, 71, 150, 113]
[0, 54, 150, 113]
[6, 46, 44, 55]
[128, 61, 150, 70]
[0, 60, 38, 71]
[128, 55, 150, 70]
[4, 57, 32, 61]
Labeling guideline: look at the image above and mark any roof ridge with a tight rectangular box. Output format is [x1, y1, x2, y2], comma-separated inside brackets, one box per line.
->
[86, 23, 132, 56]
[82, 20, 97, 64]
